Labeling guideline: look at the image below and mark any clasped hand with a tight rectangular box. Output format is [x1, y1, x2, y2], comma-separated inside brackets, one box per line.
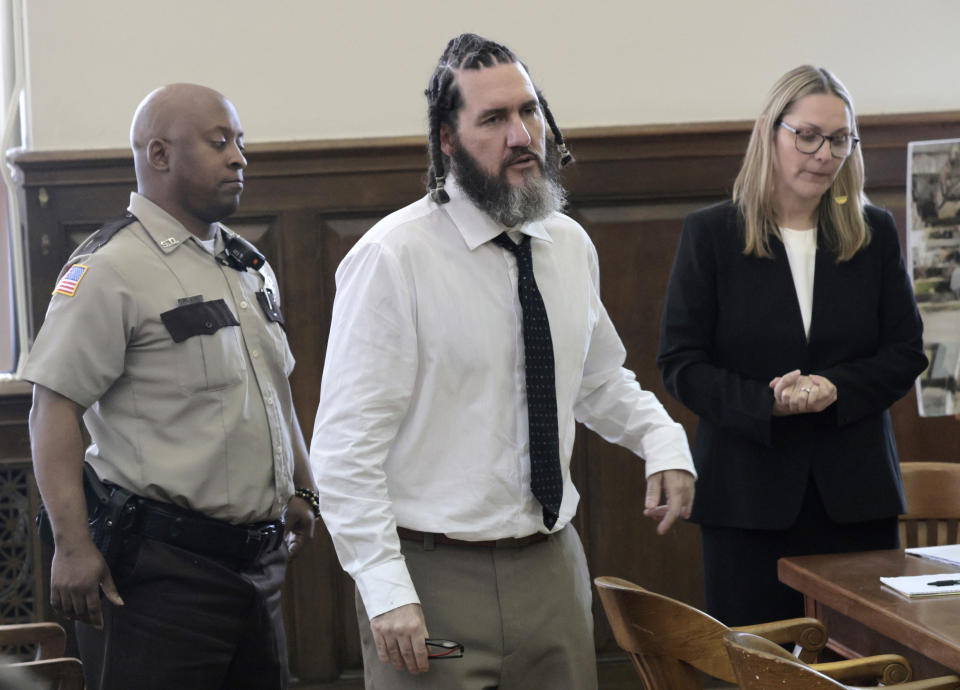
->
[770, 369, 837, 416]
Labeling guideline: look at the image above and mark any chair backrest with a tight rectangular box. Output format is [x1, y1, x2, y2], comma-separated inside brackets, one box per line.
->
[12, 658, 85, 690]
[0, 622, 66, 660]
[0, 623, 84, 689]
[594, 575, 738, 689]
[724, 631, 846, 689]
[900, 462, 960, 547]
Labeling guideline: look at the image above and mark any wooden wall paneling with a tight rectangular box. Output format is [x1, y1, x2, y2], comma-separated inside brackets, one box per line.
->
[0, 395, 32, 462]
[571, 207, 712, 653]
[230, 210, 338, 679]
[21, 183, 66, 335]
[9, 113, 960, 682]
[562, 126, 748, 204]
[272, 208, 331, 407]
[278, 212, 378, 681]
[12, 152, 136, 332]
[310, 216, 383, 676]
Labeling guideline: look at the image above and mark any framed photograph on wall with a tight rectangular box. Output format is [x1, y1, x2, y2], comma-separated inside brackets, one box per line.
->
[907, 138, 960, 417]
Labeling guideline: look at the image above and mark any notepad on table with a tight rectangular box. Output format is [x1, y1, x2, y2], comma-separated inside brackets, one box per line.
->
[880, 573, 960, 598]
[905, 544, 960, 567]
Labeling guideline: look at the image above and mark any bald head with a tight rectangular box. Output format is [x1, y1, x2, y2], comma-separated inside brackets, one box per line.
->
[131, 84, 233, 172]
[129, 83, 247, 238]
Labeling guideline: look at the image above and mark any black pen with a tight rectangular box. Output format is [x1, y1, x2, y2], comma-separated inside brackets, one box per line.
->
[927, 579, 960, 587]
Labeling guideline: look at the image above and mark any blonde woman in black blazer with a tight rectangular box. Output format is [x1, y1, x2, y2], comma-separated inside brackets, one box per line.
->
[658, 65, 927, 626]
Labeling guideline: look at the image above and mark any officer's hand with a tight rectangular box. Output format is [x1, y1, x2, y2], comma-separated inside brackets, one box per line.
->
[643, 469, 695, 535]
[283, 496, 316, 558]
[50, 537, 123, 630]
[371, 603, 430, 674]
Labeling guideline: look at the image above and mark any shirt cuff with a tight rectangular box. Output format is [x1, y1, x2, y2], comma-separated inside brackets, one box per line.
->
[640, 426, 697, 479]
[355, 557, 421, 620]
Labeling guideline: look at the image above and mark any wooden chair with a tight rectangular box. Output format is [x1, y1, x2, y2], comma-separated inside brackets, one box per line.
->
[900, 462, 960, 547]
[595, 575, 914, 689]
[0, 622, 84, 689]
[724, 631, 960, 690]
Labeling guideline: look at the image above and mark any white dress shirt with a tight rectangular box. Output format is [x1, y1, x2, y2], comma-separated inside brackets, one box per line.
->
[311, 182, 695, 618]
[780, 226, 817, 340]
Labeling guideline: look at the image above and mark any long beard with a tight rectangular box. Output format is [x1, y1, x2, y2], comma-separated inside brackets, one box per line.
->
[451, 142, 567, 227]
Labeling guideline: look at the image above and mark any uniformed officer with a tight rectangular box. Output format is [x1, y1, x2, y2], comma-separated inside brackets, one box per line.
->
[25, 83, 318, 689]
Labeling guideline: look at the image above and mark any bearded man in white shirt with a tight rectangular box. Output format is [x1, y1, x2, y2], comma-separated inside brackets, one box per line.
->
[311, 33, 696, 690]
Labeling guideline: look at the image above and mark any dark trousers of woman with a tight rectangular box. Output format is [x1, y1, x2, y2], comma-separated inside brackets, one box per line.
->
[700, 476, 898, 627]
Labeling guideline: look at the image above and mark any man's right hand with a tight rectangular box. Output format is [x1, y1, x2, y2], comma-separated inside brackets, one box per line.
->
[370, 603, 430, 674]
[31, 384, 124, 630]
[50, 536, 123, 630]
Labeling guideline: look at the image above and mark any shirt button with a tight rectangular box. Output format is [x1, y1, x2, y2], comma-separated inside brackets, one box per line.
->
[252, 349, 260, 358]
[274, 445, 282, 454]
[265, 396, 273, 405]
[204, 321, 213, 329]
[240, 301, 248, 309]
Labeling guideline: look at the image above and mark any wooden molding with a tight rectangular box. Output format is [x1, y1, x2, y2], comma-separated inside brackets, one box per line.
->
[11, 110, 960, 193]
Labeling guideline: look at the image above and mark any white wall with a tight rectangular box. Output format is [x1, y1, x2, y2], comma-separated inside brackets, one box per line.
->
[23, 0, 960, 151]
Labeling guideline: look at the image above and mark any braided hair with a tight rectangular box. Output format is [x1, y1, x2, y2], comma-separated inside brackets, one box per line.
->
[425, 33, 574, 204]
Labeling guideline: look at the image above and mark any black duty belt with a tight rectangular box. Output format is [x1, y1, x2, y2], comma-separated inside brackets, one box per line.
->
[130, 496, 284, 565]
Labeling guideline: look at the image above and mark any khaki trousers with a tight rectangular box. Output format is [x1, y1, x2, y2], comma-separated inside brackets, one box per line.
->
[357, 524, 598, 690]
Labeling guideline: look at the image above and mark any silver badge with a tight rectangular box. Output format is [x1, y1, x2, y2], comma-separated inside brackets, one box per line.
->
[159, 237, 178, 248]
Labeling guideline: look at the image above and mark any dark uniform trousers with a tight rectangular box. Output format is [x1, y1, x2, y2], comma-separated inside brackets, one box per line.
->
[76, 536, 289, 690]
[356, 524, 598, 690]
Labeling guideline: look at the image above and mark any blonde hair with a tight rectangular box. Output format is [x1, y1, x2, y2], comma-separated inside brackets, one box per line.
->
[732, 65, 868, 261]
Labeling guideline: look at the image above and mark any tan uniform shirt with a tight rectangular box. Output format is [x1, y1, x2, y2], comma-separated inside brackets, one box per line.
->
[24, 193, 297, 523]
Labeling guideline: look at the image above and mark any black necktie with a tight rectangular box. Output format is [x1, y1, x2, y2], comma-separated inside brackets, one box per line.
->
[492, 232, 563, 529]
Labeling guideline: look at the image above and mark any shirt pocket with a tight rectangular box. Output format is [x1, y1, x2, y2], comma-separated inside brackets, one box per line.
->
[160, 299, 246, 392]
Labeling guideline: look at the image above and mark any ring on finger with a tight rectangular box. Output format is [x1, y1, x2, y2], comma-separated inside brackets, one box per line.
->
[800, 386, 812, 393]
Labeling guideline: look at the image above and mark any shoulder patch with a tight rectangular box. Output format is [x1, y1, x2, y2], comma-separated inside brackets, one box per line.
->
[53, 263, 89, 297]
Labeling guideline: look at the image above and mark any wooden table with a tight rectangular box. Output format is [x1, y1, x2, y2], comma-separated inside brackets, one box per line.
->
[779, 549, 960, 676]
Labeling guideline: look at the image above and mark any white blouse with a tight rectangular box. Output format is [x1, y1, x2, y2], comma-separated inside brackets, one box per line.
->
[780, 226, 817, 340]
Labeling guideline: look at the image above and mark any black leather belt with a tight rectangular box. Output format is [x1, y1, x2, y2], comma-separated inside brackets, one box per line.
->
[397, 527, 550, 549]
[130, 497, 284, 565]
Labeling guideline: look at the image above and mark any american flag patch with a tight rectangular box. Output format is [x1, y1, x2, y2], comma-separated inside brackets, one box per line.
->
[53, 264, 89, 297]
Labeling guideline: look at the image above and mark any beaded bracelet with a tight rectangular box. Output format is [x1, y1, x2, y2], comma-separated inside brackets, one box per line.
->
[294, 487, 320, 518]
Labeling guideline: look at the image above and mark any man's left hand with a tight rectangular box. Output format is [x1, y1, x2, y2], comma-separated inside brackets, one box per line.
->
[283, 496, 316, 558]
[643, 469, 695, 535]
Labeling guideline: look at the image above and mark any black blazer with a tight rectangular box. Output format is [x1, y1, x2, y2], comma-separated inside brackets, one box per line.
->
[657, 201, 927, 529]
